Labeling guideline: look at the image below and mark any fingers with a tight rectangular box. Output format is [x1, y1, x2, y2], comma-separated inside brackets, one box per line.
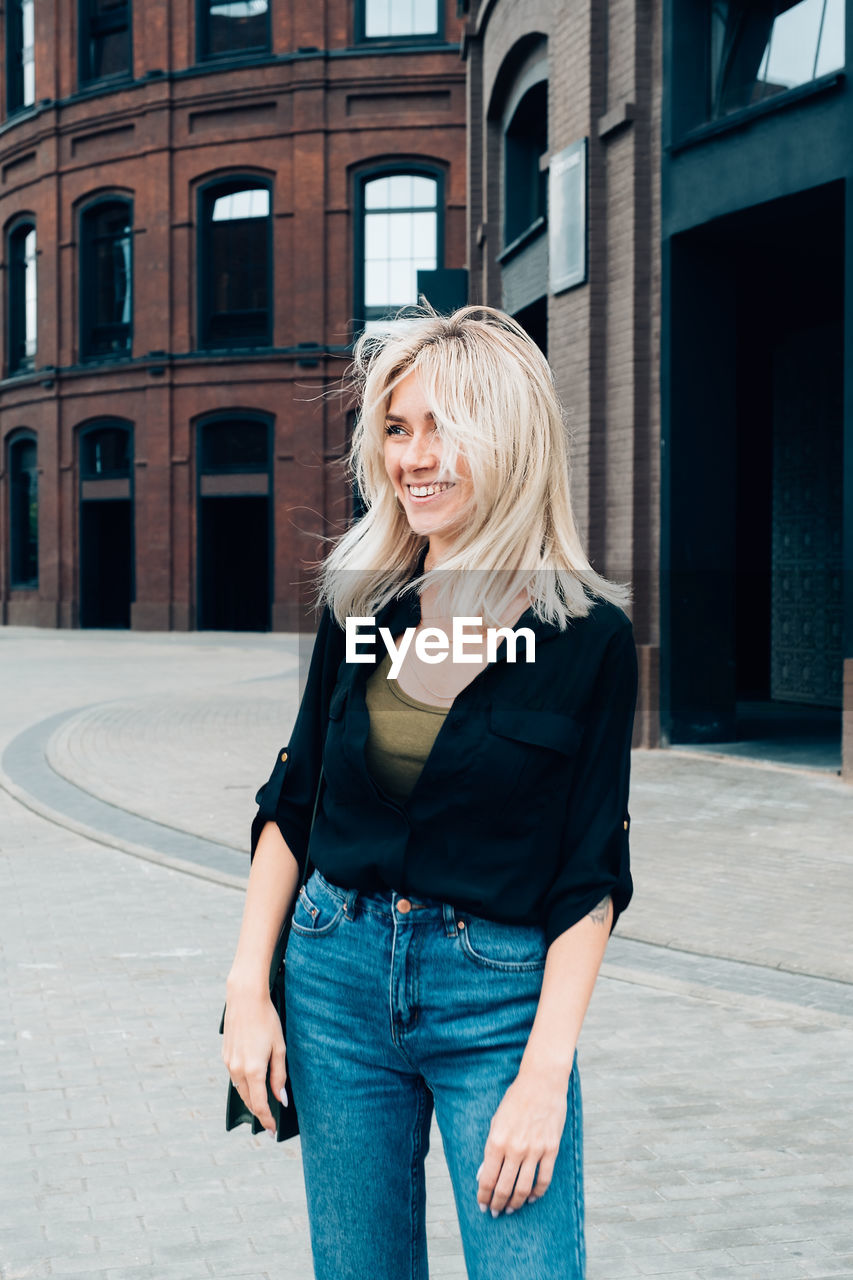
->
[478, 1150, 523, 1217]
[268, 1038, 289, 1111]
[476, 1149, 556, 1216]
[506, 1155, 540, 1212]
[529, 1149, 556, 1202]
[225, 1063, 277, 1134]
[246, 1068, 277, 1134]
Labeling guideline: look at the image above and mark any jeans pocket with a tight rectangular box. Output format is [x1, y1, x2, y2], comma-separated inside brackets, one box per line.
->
[290, 872, 346, 937]
[458, 912, 548, 971]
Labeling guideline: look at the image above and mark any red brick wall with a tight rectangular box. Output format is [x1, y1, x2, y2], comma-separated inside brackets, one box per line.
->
[0, 0, 467, 629]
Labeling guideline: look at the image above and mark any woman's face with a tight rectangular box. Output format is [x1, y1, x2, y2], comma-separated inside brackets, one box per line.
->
[383, 368, 474, 559]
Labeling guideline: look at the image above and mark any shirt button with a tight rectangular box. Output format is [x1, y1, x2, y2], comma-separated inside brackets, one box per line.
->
[623, 819, 628, 829]
[397, 899, 412, 913]
[280, 751, 288, 763]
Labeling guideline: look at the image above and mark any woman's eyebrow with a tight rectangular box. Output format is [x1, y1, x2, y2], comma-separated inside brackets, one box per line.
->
[384, 412, 434, 423]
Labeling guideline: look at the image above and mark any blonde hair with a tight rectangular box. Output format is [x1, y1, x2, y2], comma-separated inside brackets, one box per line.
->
[318, 299, 631, 628]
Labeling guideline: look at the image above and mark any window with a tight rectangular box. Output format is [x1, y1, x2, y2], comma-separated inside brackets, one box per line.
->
[80, 425, 131, 477]
[199, 418, 269, 471]
[7, 221, 37, 374]
[198, 181, 272, 348]
[8, 433, 38, 588]
[79, 200, 133, 359]
[6, 0, 35, 114]
[357, 0, 441, 41]
[504, 79, 548, 247]
[359, 171, 439, 336]
[710, 0, 844, 118]
[79, 0, 131, 85]
[197, 0, 270, 62]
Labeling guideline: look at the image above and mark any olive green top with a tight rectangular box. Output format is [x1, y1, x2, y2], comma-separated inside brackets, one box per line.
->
[364, 650, 449, 804]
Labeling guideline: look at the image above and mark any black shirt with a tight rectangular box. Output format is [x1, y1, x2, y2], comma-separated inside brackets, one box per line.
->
[250, 579, 638, 948]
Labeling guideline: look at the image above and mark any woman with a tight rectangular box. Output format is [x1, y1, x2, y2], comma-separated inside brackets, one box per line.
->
[222, 302, 638, 1279]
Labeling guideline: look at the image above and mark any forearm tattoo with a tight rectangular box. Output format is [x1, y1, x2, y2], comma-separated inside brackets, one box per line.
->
[588, 896, 611, 926]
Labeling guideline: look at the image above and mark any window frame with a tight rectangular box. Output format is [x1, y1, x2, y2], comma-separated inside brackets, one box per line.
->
[667, 0, 846, 147]
[197, 412, 273, 475]
[6, 0, 35, 116]
[78, 0, 133, 88]
[196, 176, 274, 351]
[195, 0, 272, 65]
[352, 162, 445, 342]
[7, 428, 39, 590]
[78, 196, 134, 363]
[502, 78, 548, 251]
[6, 216, 37, 376]
[708, 0, 845, 121]
[354, 0, 445, 46]
[79, 421, 133, 480]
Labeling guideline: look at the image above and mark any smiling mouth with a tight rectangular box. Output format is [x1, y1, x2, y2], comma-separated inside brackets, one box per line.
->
[407, 481, 455, 499]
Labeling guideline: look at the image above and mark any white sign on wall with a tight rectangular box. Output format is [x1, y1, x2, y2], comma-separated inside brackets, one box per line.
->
[548, 138, 588, 294]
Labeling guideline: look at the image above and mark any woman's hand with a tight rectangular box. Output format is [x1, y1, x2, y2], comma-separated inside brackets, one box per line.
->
[476, 1065, 568, 1216]
[221, 981, 287, 1136]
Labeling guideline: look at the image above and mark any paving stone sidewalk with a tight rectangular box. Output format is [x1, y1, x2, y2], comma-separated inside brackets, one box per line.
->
[1, 627, 852, 1280]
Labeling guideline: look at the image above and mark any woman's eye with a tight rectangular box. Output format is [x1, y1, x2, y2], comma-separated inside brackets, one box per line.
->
[384, 424, 406, 437]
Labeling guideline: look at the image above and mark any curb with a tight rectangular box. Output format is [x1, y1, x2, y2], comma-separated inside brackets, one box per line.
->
[0, 764, 248, 892]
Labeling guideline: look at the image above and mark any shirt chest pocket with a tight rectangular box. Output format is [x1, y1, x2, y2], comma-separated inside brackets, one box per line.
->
[482, 702, 584, 813]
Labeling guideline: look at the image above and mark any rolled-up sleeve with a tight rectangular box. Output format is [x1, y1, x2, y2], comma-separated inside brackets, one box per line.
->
[249, 605, 343, 872]
[541, 620, 638, 948]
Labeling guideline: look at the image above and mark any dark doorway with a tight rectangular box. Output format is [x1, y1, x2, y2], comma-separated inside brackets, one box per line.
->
[198, 494, 270, 631]
[80, 500, 133, 628]
[196, 415, 272, 631]
[666, 182, 843, 769]
[79, 423, 134, 629]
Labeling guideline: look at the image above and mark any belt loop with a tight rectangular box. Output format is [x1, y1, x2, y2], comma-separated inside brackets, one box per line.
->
[344, 887, 359, 918]
[443, 902, 458, 937]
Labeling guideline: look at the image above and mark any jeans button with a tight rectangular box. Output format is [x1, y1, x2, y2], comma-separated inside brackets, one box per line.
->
[397, 899, 412, 913]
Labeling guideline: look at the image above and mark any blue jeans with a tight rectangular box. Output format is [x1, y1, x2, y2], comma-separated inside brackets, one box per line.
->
[284, 867, 585, 1280]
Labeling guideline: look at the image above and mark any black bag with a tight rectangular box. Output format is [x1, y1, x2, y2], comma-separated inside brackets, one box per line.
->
[219, 773, 322, 1143]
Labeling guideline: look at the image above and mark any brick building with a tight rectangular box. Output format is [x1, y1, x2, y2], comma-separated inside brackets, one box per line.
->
[461, 0, 661, 750]
[0, 0, 467, 631]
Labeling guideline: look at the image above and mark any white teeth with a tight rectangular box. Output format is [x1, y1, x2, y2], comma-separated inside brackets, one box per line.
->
[409, 482, 453, 497]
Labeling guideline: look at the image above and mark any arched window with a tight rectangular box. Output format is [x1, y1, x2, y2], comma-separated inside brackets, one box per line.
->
[199, 417, 269, 471]
[7, 220, 37, 374]
[6, 0, 35, 114]
[79, 199, 133, 360]
[7, 432, 38, 588]
[80, 424, 131, 477]
[198, 180, 272, 348]
[357, 170, 440, 336]
[197, 0, 270, 61]
[356, 0, 440, 40]
[504, 79, 548, 248]
[79, 0, 131, 85]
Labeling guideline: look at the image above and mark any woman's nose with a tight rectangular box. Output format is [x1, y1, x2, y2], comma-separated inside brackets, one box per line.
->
[402, 431, 440, 471]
